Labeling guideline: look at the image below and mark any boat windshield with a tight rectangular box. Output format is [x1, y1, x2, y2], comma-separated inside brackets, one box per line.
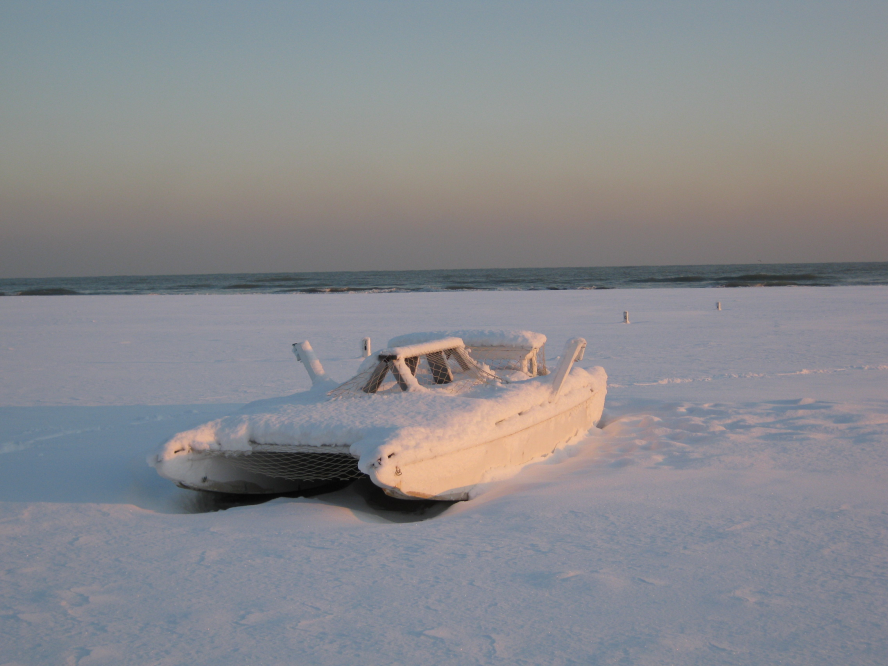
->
[328, 340, 505, 397]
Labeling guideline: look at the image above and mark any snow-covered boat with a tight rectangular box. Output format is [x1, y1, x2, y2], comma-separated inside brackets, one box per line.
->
[150, 330, 607, 501]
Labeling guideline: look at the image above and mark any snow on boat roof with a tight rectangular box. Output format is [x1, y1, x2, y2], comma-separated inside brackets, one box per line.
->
[377, 337, 466, 360]
[388, 330, 547, 349]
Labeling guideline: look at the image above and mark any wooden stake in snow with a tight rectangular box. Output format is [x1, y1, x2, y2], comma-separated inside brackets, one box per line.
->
[623, 311, 630, 324]
[362, 337, 372, 357]
[717, 302, 722, 311]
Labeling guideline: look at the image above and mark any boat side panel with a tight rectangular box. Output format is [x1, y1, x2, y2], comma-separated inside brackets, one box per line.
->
[376, 389, 605, 500]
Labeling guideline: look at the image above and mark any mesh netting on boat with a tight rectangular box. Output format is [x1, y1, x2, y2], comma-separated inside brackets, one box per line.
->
[328, 345, 506, 398]
[223, 450, 365, 481]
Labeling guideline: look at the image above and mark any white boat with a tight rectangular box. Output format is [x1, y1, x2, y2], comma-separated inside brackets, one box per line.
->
[150, 330, 607, 501]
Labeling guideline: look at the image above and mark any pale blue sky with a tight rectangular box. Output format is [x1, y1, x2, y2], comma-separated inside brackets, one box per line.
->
[1, 1, 886, 277]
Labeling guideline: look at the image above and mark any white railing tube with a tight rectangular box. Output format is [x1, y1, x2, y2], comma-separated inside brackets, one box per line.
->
[292, 340, 329, 386]
[550, 338, 587, 400]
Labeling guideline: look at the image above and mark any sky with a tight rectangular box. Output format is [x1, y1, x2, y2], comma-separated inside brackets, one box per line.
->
[1, 1, 886, 278]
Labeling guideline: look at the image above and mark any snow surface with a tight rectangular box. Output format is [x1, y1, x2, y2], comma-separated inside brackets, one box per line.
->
[1, 287, 887, 665]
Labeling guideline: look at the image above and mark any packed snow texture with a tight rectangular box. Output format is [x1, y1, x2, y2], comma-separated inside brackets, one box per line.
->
[1, 287, 887, 665]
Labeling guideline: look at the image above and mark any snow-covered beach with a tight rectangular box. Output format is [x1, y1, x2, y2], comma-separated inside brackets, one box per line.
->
[2, 287, 887, 665]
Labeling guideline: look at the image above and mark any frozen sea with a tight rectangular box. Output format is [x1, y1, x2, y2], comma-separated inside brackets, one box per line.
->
[1, 286, 887, 665]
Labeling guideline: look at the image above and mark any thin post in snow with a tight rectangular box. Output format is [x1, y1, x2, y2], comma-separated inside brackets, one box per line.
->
[623, 311, 630, 324]
[361, 337, 372, 357]
[716, 302, 721, 311]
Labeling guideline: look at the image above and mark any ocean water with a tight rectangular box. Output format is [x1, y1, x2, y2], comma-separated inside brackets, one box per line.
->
[1, 262, 886, 296]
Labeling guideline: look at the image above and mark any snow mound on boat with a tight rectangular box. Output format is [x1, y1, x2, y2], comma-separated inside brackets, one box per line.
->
[153, 366, 607, 471]
[388, 329, 547, 349]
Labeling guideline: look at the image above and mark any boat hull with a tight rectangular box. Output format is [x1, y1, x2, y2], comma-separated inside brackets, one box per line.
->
[370, 386, 605, 500]
[155, 448, 361, 495]
[154, 384, 606, 500]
